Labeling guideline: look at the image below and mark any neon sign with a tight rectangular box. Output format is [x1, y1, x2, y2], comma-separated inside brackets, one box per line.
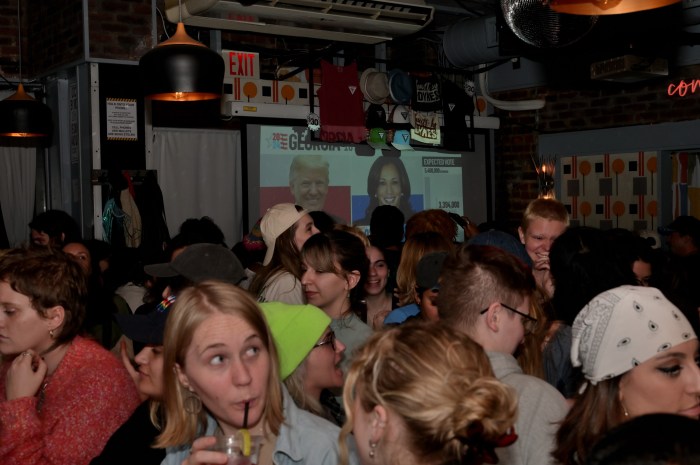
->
[667, 79, 700, 97]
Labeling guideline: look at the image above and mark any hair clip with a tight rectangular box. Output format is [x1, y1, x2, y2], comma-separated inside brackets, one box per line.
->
[157, 294, 177, 313]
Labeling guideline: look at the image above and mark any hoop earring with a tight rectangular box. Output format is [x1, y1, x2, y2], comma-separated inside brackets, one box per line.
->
[184, 392, 202, 414]
[369, 441, 378, 459]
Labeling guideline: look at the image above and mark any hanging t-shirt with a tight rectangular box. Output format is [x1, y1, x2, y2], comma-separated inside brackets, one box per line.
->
[412, 76, 442, 112]
[317, 61, 366, 143]
[442, 79, 475, 151]
[411, 111, 441, 145]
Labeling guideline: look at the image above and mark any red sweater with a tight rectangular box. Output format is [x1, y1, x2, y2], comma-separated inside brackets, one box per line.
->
[0, 336, 141, 465]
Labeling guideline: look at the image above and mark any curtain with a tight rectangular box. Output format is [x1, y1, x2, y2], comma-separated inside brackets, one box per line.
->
[0, 146, 37, 247]
[147, 128, 242, 247]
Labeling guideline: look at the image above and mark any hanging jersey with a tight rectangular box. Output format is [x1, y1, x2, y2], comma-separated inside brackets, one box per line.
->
[317, 61, 366, 143]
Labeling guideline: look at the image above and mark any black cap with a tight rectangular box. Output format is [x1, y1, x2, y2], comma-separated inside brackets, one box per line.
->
[416, 252, 448, 291]
[115, 311, 167, 346]
[467, 230, 531, 266]
[658, 215, 700, 238]
[144, 243, 245, 284]
[365, 103, 387, 129]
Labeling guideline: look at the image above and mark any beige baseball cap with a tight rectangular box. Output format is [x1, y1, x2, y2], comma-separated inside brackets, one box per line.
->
[260, 203, 308, 265]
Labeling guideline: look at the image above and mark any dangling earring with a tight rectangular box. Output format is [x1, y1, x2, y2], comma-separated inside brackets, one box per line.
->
[622, 404, 629, 418]
[49, 329, 55, 339]
[369, 440, 378, 459]
[184, 392, 202, 414]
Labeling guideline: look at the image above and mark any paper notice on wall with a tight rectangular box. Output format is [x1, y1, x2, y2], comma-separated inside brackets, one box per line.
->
[106, 98, 137, 141]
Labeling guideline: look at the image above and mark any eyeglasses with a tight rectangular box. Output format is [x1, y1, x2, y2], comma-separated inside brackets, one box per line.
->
[313, 331, 336, 351]
[480, 303, 538, 330]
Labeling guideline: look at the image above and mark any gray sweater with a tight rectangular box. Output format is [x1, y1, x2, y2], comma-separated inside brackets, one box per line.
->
[488, 351, 569, 465]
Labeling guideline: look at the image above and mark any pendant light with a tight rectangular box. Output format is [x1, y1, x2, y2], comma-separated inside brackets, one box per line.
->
[549, 0, 680, 15]
[0, 0, 52, 138]
[139, 0, 225, 101]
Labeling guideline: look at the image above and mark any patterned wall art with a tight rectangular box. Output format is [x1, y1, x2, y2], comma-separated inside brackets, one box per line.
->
[671, 151, 700, 219]
[560, 152, 658, 231]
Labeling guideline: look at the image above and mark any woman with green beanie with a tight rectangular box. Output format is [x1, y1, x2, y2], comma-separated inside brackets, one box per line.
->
[260, 302, 347, 425]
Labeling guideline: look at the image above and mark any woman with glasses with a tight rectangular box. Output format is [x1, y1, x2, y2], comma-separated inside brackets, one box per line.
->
[301, 230, 372, 374]
[260, 302, 347, 426]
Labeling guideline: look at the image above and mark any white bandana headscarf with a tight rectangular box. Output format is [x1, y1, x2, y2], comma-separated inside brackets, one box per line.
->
[571, 285, 697, 385]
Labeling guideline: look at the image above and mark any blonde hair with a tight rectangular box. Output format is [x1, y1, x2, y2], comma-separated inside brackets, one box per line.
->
[339, 322, 517, 465]
[396, 232, 453, 306]
[283, 359, 333, 422]
[154, 281, 284, 448]
[521, 198, 569, 232]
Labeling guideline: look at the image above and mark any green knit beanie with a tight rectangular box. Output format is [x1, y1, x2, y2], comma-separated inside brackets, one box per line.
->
[259, 302, 331, 380]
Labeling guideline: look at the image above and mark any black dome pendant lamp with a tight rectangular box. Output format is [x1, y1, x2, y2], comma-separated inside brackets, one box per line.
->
[139, 1, 225, 101]
[0, 0, 52, 138]
[0, 84, 52, 138]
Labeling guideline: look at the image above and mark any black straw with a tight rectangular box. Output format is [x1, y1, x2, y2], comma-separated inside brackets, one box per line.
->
[243, 401, 249, 428]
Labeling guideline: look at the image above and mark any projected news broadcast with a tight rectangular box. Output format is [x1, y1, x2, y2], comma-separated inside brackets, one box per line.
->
[256, 125, 466, 226]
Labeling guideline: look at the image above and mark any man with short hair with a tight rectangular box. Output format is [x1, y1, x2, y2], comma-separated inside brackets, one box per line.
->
[289, 155, 329, 212]
[658, 215, 700, 257]
[658, 215, 700, 313]
[438, 244, 568, 465]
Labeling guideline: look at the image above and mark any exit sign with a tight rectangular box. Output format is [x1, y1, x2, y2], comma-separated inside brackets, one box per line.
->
[222, 50, 260, 80]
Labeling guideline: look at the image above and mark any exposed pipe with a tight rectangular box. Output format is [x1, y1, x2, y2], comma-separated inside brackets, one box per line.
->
[477, 64, 546, 111]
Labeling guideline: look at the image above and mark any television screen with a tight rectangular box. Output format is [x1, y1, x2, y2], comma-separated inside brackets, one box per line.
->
[243, 122, 492, 239]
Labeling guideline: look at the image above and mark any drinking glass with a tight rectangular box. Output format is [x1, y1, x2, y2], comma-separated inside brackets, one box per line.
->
[212, 432, 262, 465]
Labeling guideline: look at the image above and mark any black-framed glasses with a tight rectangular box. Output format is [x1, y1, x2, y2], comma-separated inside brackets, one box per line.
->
[480, 303, 538, 329]
[313, 331, 336, 351]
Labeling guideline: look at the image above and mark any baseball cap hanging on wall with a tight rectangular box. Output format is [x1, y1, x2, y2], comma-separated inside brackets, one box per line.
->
[368, 128, 391, 151]
[391, 129, 414, 151]
[365, 104, 387, 129]
[388, 69, 413, 105]
[390, 104, 412, 130]
[360, 68, 390, 104]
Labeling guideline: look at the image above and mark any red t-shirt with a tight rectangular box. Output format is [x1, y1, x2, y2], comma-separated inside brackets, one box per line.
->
[317, 60, 366, 143]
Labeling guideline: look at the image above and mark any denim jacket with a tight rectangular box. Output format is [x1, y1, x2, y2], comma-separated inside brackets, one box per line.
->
[162, 385, 358, 465]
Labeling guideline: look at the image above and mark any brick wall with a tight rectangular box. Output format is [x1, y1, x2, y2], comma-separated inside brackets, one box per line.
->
[88, 0, 153, 61]
[492, 63, 700, 228]
[0, 0, 153, 79]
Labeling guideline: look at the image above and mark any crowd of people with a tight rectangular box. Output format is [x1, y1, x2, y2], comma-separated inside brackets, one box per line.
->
[1, 201, 699, 465]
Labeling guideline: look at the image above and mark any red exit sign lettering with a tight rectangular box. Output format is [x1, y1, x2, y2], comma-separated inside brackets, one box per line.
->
[223, 50, 260, 80]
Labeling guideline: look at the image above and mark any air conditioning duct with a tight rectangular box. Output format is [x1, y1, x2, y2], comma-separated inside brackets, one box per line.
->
[166, 0, 435, 44]
[443, 17, 504, 68]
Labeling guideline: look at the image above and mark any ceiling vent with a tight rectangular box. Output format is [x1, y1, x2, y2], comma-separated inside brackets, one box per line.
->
[166, 0, 435, 44]
[590, 55, 669, 83]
